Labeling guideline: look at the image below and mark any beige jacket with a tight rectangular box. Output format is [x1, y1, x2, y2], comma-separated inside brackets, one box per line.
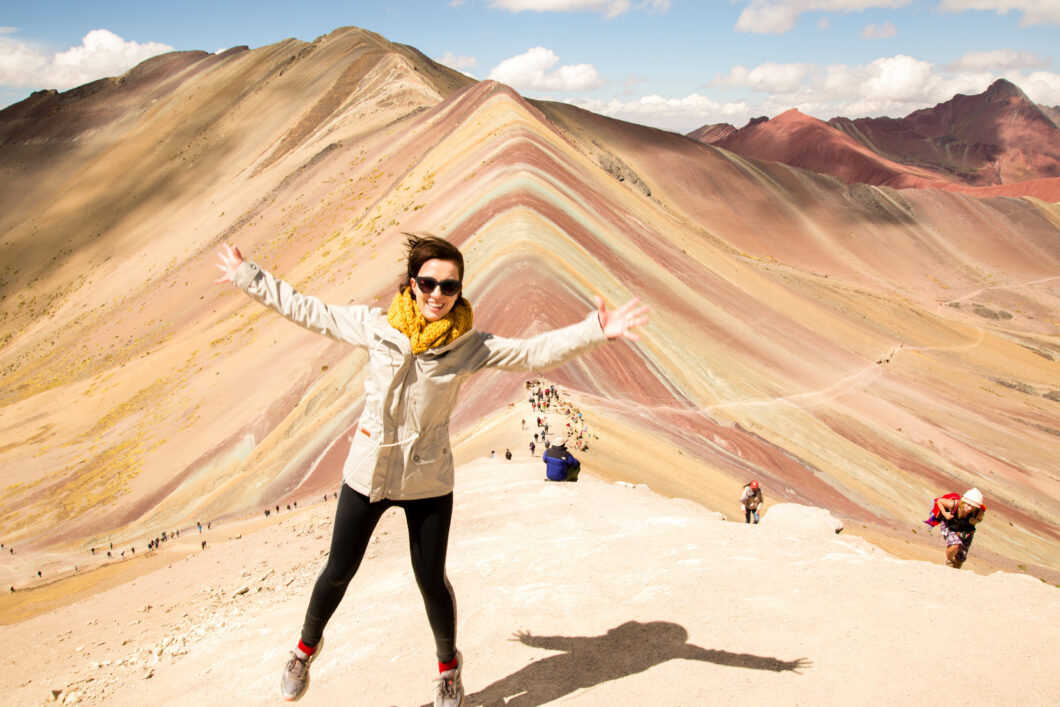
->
[234, 261, 608, 501]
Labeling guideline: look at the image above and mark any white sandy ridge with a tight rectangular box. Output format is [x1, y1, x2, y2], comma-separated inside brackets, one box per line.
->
[2, 459, 1057, 706]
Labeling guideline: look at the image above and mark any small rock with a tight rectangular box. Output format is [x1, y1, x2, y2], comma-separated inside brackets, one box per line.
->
[233, 585, 249, 597]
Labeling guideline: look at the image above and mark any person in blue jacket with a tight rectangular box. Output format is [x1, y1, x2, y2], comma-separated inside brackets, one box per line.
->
[543, 436, 580, 481]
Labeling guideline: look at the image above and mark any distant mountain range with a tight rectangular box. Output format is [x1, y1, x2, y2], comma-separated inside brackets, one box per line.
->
[0, 28, 1057, 583]
[689, 79, 1060, 201]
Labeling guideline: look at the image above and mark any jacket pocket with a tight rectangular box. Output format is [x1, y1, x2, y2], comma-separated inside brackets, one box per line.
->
[410, 426, 449, 465]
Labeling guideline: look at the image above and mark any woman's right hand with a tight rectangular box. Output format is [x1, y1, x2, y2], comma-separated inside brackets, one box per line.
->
[214, 243, 244, 284]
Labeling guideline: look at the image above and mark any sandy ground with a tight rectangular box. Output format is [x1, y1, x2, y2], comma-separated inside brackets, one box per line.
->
[2, 454, 1057, 707]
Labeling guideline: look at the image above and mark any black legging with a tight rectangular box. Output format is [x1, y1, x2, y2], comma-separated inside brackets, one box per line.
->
[300, 483, 457, 661]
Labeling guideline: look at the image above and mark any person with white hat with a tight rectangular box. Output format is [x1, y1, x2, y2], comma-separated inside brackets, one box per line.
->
[934, 487, 986, 568]
[542, 434, 581, 481]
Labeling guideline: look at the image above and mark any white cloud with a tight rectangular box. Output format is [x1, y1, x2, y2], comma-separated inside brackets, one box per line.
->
[861, 20, 897, 37]
[0, 29, 172, 90]
[713, 62, 814, 93]
[715, 54, 955, 105]
[565, 48, 1060, 133]
[437, 51, 478, 71]
[568, 93, 751, 132]
[735, 0, 911, 35]
[1017, 70, 1060, 104]
[537, 52, 1060, 133]
[855, 55, 937, 100]
[735, 2, 799, 34]
[939, 0, 1060, 27]
[488, 47, 605, 91]
[488, 0, 634, 18]
[486, 0, 670, 17]
[816, 17, 831, 29]
[637, 0, 672, 11]
[947, 49, 1051, 71]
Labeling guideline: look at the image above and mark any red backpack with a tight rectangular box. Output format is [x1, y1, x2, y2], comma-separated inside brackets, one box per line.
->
[924, 493, 961, 526]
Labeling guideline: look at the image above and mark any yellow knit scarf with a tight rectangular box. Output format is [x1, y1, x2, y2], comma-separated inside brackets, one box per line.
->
[386, 288, 473, 354]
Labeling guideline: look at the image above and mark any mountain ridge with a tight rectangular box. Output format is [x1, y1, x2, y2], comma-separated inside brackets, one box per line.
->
[0, 27, 1057, 587]
[691, 78, 1060, 198]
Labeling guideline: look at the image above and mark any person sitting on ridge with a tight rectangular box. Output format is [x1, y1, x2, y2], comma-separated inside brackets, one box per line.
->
[542, 435, 580, 482]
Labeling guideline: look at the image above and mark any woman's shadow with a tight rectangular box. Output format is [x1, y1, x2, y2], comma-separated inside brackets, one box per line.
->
[455, 620, 811, 706]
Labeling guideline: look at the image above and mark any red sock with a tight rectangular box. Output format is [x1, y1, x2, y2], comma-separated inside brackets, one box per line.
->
[438, 656, 458, 673]
[297, 640, 317, 656]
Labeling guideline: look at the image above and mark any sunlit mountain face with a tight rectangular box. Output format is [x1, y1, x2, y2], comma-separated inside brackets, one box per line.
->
[1, 27, 1057, 580]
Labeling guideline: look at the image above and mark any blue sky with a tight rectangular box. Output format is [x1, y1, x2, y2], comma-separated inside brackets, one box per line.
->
[1, 1, 1058, 133]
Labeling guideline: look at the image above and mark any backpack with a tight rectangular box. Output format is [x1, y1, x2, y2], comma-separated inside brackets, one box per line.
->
[924, 493, 961, 526]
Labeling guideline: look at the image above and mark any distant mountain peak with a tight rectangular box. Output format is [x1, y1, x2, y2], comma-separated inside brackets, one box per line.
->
[984, 77, 1027, 101]
[686, 78, 1059, 196]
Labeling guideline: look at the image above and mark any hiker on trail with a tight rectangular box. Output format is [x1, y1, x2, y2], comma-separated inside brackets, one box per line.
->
[504, 449, 512, 461]
[740, 481, 763, 524]
[215, 232, 648, 706]
[932, 488, 986, 569]
[543, 435, 581, 482]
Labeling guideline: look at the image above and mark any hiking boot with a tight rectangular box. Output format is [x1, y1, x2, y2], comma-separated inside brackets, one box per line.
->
[280, 637, 323, 702]
[434, 651, 464, 707]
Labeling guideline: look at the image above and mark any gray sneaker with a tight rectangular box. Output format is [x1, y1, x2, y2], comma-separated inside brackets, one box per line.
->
[434, 651, 464, 707]
[280, 637, 323, 702]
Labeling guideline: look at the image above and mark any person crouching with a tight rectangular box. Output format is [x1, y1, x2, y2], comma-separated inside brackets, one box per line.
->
[543, 436, 580, 482]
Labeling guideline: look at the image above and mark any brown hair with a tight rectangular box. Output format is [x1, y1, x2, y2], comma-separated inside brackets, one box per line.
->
[401, 232, 464, 295]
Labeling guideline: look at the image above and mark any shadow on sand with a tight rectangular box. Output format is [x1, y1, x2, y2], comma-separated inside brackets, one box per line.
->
[448, 620, 811, 706]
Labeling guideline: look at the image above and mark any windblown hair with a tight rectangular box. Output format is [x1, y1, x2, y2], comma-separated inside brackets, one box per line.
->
[401, 232, 465, 294]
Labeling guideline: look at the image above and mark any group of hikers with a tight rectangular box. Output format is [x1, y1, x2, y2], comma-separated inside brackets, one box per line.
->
[213, 232, 987, 706]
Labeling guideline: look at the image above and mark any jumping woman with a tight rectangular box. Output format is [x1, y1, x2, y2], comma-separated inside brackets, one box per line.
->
[215, 233, 648, 705]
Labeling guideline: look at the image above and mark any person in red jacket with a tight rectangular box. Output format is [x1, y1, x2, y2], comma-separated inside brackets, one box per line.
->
[933, 487, 986, 568]
[740, 481, 763, 524]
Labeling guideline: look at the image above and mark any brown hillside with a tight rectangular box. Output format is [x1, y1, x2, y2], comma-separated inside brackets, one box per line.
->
[0, 27, 1057, 595]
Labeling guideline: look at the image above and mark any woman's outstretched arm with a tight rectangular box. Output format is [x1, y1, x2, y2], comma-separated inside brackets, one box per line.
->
[476, 294, 650, 372]
[214, 243, 372, 346]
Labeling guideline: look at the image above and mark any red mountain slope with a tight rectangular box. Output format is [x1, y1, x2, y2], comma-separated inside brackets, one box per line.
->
[706, 108, 948, 189]
[691, 79, 1060, 200]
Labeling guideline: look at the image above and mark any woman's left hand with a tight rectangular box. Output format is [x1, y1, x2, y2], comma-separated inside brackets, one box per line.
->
[596, 295, 650, 342]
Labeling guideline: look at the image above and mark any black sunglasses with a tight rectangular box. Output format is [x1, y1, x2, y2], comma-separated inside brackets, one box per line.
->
[414, 276, 461, 297]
